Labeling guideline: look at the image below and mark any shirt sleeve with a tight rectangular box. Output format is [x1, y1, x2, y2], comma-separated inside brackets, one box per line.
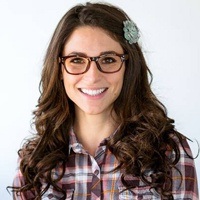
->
[171, 137, 199, 200]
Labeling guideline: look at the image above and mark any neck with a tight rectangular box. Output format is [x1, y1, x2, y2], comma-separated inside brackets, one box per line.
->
[73, 110, 118, 156]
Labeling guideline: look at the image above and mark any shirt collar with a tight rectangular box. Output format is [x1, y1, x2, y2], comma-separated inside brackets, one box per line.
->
[68, 128, 84, 155]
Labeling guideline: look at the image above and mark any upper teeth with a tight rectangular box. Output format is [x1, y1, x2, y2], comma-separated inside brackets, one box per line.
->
[81, 88, 105, 96]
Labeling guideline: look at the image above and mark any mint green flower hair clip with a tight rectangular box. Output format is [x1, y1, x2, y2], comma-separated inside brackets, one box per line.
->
[123, 20, 140, 44]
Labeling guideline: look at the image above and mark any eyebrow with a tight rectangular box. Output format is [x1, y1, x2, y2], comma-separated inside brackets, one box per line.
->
[67, 51, 121, 57]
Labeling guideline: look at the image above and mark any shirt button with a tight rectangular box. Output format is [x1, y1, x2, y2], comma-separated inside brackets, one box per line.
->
[94, 170, 99, 176]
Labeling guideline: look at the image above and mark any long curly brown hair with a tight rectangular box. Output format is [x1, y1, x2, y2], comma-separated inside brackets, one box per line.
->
[11, 2, 189, 199]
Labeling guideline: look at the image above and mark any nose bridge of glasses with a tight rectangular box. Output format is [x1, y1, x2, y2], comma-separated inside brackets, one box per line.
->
[87, 56, 100, 69]
[89, 56, 99, 62]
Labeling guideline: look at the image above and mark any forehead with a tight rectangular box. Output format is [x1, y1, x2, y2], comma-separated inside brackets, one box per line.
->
[63, 26, 123, 56]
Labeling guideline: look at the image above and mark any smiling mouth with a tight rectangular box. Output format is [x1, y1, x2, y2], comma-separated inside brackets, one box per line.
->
[79, 88, 107, 96]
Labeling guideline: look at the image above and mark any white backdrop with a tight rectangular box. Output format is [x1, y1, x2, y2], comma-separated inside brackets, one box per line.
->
[0, 0, 199, 199]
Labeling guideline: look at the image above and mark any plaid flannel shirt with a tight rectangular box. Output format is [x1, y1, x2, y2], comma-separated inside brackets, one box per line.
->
[13, 129, 199, 200]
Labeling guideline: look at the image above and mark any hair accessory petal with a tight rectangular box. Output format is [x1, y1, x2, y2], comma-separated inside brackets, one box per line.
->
[123, 20, 140, 44]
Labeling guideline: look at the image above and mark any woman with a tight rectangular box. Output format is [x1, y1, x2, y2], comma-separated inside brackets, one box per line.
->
[11, 2, 198, 200]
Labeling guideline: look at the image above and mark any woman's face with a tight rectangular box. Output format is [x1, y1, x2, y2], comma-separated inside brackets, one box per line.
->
[61, 26, 125, 116]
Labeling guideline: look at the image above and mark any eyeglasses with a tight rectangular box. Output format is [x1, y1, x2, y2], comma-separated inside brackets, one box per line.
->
[59, 53, 128, 75]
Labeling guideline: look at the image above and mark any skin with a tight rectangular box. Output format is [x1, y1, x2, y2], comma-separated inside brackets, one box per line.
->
[61, 26, 126, 156]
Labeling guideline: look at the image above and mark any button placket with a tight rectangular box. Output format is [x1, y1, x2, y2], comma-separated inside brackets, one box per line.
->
[90, 155, 101, 179]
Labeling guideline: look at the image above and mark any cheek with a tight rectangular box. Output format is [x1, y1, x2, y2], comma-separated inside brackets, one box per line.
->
[112, 74, 125, 96]
[62, 73, 81, 98]
[118, 74, 125, 94]
[62, 75, 73, 95]
[63, 80, 70, 94]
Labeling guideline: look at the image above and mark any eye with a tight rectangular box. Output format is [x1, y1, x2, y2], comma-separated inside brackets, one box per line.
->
[69, 57, 86, 64]
[101, 56, 117, 64]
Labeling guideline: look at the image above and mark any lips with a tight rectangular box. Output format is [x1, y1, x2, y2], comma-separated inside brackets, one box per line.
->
[80, 88, 107, 96]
